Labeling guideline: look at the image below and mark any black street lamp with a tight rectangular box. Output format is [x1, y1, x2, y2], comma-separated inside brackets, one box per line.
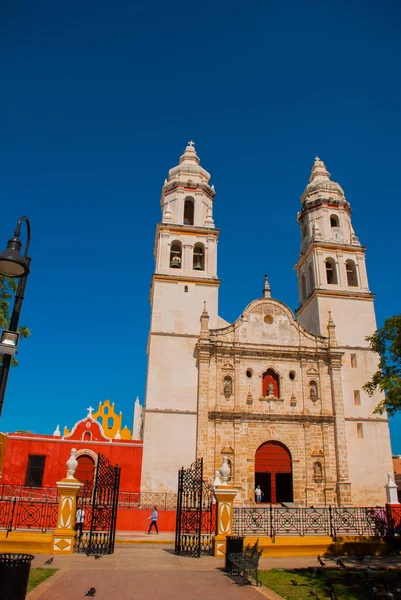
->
[0, 216, 31, 418]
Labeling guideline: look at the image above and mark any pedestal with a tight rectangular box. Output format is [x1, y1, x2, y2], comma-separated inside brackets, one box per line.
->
[52, 478, 82, 555]
[213, 486, 238, 557]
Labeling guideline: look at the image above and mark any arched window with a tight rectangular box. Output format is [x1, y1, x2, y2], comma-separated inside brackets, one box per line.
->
[308, 264, 314, 292]
[346, 260, 358, 286]
[325, 258, 337, 284]
[262, 369, 280, 398]
[184, 198, 194, 225]
[170, 241, 182, 268]
[330, 214, 339, 228]
[193, 243, 205, 271]
[82, 431, 92, 441]
[301, 274, 306, 299]
[303, 225, 308, 239]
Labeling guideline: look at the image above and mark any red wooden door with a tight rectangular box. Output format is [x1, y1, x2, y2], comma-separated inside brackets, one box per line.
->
[255, 441, 292, 504]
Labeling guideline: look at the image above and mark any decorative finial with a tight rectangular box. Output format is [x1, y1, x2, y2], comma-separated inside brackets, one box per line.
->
[66, 448, 78, 479]
[188, 140, 195, 147]
[87, 406, 94, 417]
[263, 274, 271, 298]
[200, 302, 210, 338]
[204, 206, 214, 227]
[315, 156, 320, 162]
[53, 425, 61, 437]
[115, 429, 121, 440]
[327, 311, 338, 347]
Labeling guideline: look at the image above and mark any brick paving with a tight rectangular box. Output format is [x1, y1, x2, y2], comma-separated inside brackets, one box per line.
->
[27, 547, 263, 600]
[27, 546, 401, 600]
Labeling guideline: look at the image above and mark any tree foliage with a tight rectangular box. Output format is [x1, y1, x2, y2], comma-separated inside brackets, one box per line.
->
[364, 314, 401, 416]
[0, 275, 30, 367]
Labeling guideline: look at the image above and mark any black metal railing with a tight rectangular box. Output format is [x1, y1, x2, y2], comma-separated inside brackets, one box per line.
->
[232, 505, 393, 538]
[0, 484, 177, 511]
[0, 497, 59, 534]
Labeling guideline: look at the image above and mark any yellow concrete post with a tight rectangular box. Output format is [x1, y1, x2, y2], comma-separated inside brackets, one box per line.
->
[52, 448, 83, 555]
[213, 486, 238, 557]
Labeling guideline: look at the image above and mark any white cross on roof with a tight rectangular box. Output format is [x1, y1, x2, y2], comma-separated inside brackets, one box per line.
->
[188, 140, 195, 147]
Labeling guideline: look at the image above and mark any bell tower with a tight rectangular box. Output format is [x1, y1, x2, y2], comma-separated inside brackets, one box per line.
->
[295, 157, 374, 346]
[295, 158, 393, 506]
[141, 142, 220, 492]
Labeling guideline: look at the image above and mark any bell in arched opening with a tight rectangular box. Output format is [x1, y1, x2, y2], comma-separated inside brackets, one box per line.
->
[170, 242, 182, 268]
[193, 243, 204, 271]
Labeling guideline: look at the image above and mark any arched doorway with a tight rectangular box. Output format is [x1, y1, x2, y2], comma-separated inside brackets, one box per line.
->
[255, 441, 293, 504]
[74, 454, 95, 486]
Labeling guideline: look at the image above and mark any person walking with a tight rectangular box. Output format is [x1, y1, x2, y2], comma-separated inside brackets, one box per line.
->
[255, 485, 263, 503]
[147, 506, 159, 534]
[75, 504, 85, 538]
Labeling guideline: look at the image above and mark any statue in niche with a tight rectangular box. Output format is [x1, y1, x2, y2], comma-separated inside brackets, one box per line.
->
[267, 382, 275, 398]
[310, 380, 318, 401]
[224, 376, 232, 398]
[313, 461, 323, 483]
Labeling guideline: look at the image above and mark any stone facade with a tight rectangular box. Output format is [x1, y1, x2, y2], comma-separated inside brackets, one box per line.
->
[141, 146, 393, 506]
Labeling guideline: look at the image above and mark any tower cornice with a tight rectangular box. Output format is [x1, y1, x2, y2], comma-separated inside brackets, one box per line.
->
[297, 288, 375, 315]
[295, 241, 367, 269]
[157, 222, 220, 238]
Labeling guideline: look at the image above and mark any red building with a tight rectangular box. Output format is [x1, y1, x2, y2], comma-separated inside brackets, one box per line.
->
[0, 403, 177, 531]
[1, 408, 143, 492]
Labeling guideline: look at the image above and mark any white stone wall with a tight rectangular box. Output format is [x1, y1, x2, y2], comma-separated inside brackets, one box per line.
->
[141, 412, 197, 492]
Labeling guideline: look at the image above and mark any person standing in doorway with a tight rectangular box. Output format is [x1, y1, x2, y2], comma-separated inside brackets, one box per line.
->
[75, 504, 85, 538]
[147, 506, 159, 534]
[255, 485, 264, 503]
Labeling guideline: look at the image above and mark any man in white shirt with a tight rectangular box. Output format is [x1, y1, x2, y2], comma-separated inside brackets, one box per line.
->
[255, 486, 263, 503]
[75, 505, 85, 538]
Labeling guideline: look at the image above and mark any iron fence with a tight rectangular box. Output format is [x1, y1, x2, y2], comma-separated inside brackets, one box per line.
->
[0, 497, 59, 534]
[117, 491, 177, 510]
[232, 505, 394, 538]
[0, 485, 177, 511]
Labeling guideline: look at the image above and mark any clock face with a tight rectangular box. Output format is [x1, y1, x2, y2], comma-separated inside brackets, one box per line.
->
[331, 228, 342, 241]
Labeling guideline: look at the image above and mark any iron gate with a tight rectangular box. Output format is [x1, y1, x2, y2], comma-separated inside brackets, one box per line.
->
[76, 453, 121, 555]
[174, 458, 216, 557]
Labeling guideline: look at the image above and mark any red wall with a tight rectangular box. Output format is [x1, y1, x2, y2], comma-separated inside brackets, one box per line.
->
[117, 508, 176, 531]
[1, 435, 143, 492]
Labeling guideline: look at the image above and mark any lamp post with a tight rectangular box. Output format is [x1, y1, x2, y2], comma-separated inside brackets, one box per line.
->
[0, 216, 31, 418]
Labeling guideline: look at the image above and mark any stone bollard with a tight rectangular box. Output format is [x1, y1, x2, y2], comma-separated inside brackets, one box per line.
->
[52, 448, 83, 555]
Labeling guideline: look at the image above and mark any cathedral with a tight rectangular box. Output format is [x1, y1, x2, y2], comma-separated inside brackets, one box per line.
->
[140, 142, 393, 506]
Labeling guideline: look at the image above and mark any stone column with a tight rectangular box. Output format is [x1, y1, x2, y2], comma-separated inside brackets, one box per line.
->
[303, 422, 314, 505]
[52, 449, 83, 555]
[213, 486, 238, 557]
[328, 355, 352, 505]
[196, 343, 211, 462]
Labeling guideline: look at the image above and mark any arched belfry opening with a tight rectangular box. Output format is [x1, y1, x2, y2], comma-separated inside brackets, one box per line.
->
[255, 441, 293, 504]
[184, 198, 194, 225]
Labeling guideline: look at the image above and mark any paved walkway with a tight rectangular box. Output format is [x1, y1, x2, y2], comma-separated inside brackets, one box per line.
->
[27, 546, 401, 600]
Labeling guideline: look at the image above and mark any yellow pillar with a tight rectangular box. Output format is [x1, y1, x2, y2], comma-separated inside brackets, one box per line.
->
[52, 478, 82, 554]
[213, 486, 238, 557]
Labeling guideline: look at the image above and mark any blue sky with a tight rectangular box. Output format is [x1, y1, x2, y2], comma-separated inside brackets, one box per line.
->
[1, 1, 400, 452]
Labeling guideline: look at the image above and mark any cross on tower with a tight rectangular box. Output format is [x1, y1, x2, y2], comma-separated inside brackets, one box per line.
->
[87, 406, 94, 417]
[188, 140, 195, 147]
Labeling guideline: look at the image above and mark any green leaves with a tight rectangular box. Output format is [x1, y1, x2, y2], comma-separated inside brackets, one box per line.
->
[364, 314, 401, 416]
[0, 274, 31, 367]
